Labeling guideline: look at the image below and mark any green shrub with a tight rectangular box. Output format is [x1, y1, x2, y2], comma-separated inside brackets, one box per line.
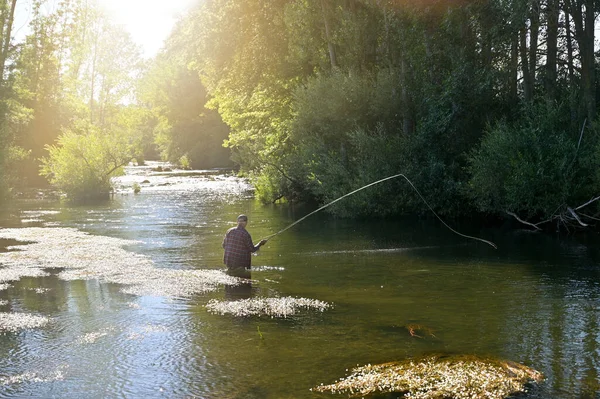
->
[467, 103, 592, 219]
[179, 154, 191, 170]
[40, 123, 134, 201]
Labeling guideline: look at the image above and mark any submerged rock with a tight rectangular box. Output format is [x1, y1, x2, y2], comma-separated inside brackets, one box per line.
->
[312, 354, 543, 399]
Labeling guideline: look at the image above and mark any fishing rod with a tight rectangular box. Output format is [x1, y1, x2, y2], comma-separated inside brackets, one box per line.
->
[260, 173, 497, 249]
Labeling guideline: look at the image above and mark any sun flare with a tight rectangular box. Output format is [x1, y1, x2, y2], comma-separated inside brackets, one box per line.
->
[99, 0, 195, 57]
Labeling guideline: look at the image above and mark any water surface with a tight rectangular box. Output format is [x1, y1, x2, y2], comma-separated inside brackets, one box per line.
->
[0, 163, 599, 398]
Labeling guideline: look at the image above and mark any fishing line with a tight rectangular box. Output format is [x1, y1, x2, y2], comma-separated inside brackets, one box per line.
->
[261, 173, 497, 249]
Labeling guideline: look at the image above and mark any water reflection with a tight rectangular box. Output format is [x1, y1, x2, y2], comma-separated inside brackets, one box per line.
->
[224, 279, 253, 301]
[0, 165, 599, 398]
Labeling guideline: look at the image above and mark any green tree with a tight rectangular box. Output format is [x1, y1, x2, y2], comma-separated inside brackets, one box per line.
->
[3, 0, 145, 200]
[467, 102, 598, 221]
[138, 38, 230, 169]
[40, 120, 134, 200]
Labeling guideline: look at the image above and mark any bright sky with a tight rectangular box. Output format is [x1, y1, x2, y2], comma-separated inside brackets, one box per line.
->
[100, 0, 195, 57]
[14, 0, 196, 58]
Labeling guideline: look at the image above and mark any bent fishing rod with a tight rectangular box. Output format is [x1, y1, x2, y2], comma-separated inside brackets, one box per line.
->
[260, 173, 497, 250]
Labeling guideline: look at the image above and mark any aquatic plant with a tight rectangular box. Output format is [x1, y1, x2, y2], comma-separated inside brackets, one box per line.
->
[0, 227, 243, 298]
[0, 365, 67, 386]
[77, 330, 111, 344]
[0, 227, 334, 331]
[0, 312, 50, 332]
[205, 296, 332, 318]
[312, 354, 543, 399]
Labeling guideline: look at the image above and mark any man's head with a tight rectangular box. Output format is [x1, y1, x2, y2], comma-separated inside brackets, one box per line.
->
[237, 214, 248, 228]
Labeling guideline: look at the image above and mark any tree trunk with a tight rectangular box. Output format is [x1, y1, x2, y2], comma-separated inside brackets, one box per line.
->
[519, 26, 533, 101]
[509, 30, 518, 102]
[320, 0, 337, 69]
[0, 0, 17, 85]
[568, 0, 596, 120]
[582, 0, 595, 120]
[90, 34, 98, 124]
[545, 0, 559, 100]
[565, 11, 574, 83]
[528, 0, 539, 91]
[380, 1, 392, 66]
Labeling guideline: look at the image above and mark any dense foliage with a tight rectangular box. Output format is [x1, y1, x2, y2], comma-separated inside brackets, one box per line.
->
[168, 0, 600, 224]
[0, 0, 229, 201]
[39, 122, 134, 200]
[2, 0, 600, 225]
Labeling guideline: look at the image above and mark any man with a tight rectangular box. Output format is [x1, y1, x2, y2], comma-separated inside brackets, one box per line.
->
[222, 214, 267, 278]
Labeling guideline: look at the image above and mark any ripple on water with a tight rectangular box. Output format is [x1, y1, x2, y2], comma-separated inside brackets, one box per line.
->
[0, 365, 68, 387]
[0, 227, 245, 301]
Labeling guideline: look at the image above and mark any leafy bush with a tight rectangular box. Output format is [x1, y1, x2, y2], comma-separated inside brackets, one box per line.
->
[279, 70, 408, 214]
[285, 69, 470, 217]
[179, 154, 191, 169]
[40, 122, 134, 201]
[467, 103, 594, 219]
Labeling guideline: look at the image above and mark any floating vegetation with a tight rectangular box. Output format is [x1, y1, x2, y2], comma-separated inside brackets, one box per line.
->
[141, 324, 169, 333]
[0, 365, 67, 386]
[312, 354, 543, 399]
[0, 312, 50, 332]
[127, 332, 143, 340]
[205, 296, 332, 318]
[28, 287, 51, 294]
[77, 329, 112, 344]
[0, 227, 333, 323]
[0, 268, 49, 285]
[0, 227, 243, 298]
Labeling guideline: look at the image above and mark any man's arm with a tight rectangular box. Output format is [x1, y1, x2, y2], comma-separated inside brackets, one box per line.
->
[246, 232, 267, 252]
[222, 231, 228, 248]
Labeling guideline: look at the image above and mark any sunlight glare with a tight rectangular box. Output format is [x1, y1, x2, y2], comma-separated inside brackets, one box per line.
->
[100, 0, 195, 57]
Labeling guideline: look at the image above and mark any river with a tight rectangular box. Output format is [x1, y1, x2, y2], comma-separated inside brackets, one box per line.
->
[0, 162, 598, 399]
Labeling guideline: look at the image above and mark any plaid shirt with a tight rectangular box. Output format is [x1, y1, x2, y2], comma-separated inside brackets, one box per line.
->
[222, 226, 260, 269]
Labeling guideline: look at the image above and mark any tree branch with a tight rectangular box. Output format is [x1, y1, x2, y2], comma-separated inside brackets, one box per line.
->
[505, 211, 542, 230]
[575, 195, 600, 211]
[566, 206, 588, 226]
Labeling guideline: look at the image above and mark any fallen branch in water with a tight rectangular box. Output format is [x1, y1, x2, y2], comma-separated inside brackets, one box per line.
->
[575, 194, 600, 211]
[567, 206, 588, 227]
[507, 195, 600, 232]
[505, 211, 542, 231]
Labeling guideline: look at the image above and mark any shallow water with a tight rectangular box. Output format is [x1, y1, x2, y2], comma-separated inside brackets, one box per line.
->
[0, 162, 599, 398]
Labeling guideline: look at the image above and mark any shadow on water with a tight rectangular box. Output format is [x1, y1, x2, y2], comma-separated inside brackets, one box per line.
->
[224, 281, 254, 301]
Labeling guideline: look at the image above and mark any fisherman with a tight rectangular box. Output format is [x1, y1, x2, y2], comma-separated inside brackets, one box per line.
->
[222, 214, 267, 278]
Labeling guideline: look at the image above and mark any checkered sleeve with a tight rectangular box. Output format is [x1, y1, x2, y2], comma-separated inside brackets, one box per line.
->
[223, 227, 259, 268]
